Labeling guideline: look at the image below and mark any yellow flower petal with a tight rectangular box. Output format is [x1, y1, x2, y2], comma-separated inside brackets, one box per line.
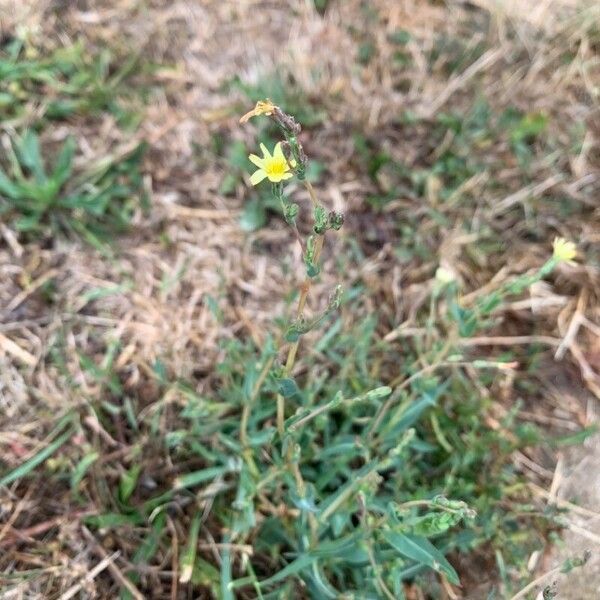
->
[435, 267, 456, 284]
[259, 143, 272, 160]
[273, 142, 285, 161]
[250, 169, 267, 185]
[249, 154, 264, 168]
[552, 237, 577, 264]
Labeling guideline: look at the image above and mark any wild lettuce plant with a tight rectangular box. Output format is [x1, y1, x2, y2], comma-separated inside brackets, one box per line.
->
[228, 100, 582, 599]
[230, 100, 480, 598]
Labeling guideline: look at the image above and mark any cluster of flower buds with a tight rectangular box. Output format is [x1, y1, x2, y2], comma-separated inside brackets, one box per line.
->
[313, 205, 344, 235]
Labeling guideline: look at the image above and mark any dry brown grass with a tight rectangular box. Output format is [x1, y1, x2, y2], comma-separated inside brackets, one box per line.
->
[1, 0, 599, 597]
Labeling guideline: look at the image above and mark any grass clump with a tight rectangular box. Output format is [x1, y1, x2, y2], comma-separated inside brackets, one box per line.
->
[0, 32, 148, 246]
[0, 129, 146, 244]
[0, 33, 142, 125]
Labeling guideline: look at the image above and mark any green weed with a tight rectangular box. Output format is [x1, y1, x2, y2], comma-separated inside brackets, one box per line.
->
[0, 129, 147, 246]
[25, 259, 587, 598]
[0, 35, 143, 126]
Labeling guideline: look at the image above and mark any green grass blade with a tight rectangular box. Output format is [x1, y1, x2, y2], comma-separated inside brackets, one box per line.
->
[173, 464, 238, 490]
[71, 451, 99, 495]
[51, 136, 76, 188]
[231, 554, 315, 591]
[0, 427, 73, 487]
[180, 510, 202, 584]
[0, 168, 21, 199]
[17, 130, 46, 184]
[220, 533, 235, 600]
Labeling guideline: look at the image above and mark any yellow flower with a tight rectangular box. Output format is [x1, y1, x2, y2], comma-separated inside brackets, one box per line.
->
[239, 99, 278, 124]
[435, 266, 456, 285]
[249, 142, 294, 185]
[552, 237, 577, 264]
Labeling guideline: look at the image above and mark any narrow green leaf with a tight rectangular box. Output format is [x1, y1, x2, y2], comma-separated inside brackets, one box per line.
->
[191, 557, 220, 592]
[0, 427, 73, 487]
[85, 512, 144, 529]
[318, 463, 377, 522]
[71, 451, 99, 494]
[550, 425, 598, 447]
[119, 464, 142, 503]
[173, 464, 236, 490]
[18, 130, 46, 183]
[308, 563, 338, 598]
[121, 512, 166, 600]
[380, 394, 437, 440]
[231, 554, 315, 590]
[52, 136, 76, 188]
[180, 511, 202, 583]
[0, 168, 21, 199]
[383, 531, 460, 585]
[14, 213, 43, 232]
[220, 533, 235, 600]
[310, 532, 363, 558]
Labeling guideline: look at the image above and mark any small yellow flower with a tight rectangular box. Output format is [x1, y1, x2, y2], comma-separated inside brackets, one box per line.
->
[435, 266, 456, 285]
[249, 142, 294, 185]
[239, 99, 278, 124]
[552, 237, 577, 264]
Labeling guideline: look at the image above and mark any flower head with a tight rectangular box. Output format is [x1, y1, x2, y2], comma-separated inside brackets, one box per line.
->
[249, 142, 294, 185]
[552, 237, 577, 264]
[435, 266, 456, 285]
[239, 99, 278, 124]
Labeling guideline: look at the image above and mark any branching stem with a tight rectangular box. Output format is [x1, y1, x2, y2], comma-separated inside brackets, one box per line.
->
[276, 179, 325, 435]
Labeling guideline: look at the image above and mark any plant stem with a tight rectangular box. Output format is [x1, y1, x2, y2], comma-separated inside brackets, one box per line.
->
[241, 355, 275, 476]
[288, 447, 319, 543]
[276, 180, 325, 435]
[276, 179, 326, 545]
[358, 493, 396, 600]
[304, 179, 319, 207]
[276, 233, 324, 435]
[366, 535, 396, 600]
[508, 566, 560, 600]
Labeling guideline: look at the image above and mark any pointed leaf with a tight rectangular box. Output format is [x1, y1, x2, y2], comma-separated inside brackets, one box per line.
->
[0, 168, 21, 199]
[0, 427, 73, 487]
[383, 531, 459, 585]
[18, 130, 46, 183]
[119, 464, 142, 503]
[231, 554, 316, 590]
[52, 136, 76, 188]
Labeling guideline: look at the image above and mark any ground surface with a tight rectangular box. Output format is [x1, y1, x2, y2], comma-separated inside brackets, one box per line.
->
[1, 0, 600, 598]
[546, 434, 600, 599]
